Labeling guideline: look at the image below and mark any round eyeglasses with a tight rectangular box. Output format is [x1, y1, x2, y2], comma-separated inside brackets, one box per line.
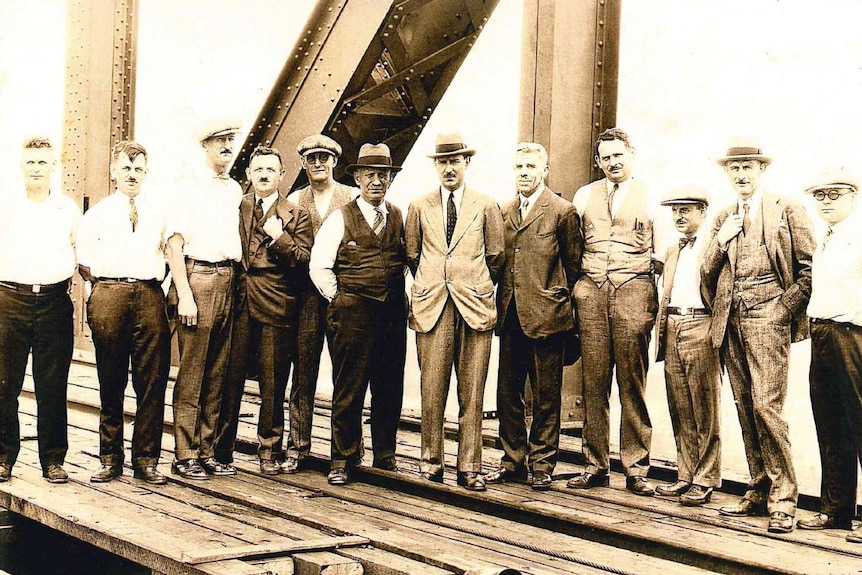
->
[813, 189, 851, 201]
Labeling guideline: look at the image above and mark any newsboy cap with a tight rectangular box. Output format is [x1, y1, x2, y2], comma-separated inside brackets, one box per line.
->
[661, 186, 710, 207]
[296, 134, 342, 158]
[804, 165, 860, 195]
[196, 117, 242, 142]
[715, 136, 772, 166]
[345, 143, 402, 174]
[427, 131, 476, 158]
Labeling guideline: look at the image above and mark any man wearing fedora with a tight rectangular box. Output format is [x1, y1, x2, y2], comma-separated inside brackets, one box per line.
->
[653, 187, 721, 506]
[405, 131, 504, 492]
[795, 167, 862, 542]
[166, 117, 243, 480]
[310, 142, 407, 486]
[284, 134, 358, 474]
[701, 139, 814, 532]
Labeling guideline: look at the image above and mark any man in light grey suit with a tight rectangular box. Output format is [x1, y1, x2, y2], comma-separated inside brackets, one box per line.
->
[701, 139, 815, 533]
[405, 132, 505, 492]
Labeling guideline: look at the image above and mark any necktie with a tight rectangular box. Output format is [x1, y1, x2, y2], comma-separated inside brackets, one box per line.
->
[214, 172, 230, 181]
[253, 198, 264, 227]
[129, 197, 138, 233]
[446, 191, 457, 244]
[608, 183, 619, 215]
[822, 226, 834, 248]
[742, 202, 750, 236]
[678, 236, 695, 250]
[372, 207, 385, 237]
[520, 197, 530, 224]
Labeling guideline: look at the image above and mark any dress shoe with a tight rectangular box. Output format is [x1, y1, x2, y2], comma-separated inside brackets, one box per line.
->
[281, 456, 300, 474]
[90, 464, 122, 483]
[484, 466, 528, 485]
[456, 472, 486, 492]
[201, 457, 237, 477]
[133, 465, 167, 485]
[846, 527, 862, 543]
[655, 480, 691, 497]
[0, 463, 11, 482]
[259, 459, 281, 475]
[797, 512, 850, 530]
[43, 464, 69, 484]
[421, 470, 444, 483]
[768, 511, 794, 533]
[374, 458, 399, 472]
[566, 472, 609, 490]
[719, 494, 767, 517]
[327, 467, 348, 486]
[171, 459, 209, 480]
[679, 485, 712, 506]
[626, 476, 655, 496]
[531, 471, 553, 491]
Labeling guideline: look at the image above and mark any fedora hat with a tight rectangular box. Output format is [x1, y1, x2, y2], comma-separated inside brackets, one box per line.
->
[427, 131, 476, 158]
[345, 143, 402, 174]
[661, 186, 711, 207]
[716, 137, 771, 166]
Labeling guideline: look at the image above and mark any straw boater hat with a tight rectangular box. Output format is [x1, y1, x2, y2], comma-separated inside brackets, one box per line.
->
[195, 117, 242, 142]
[296, 134, 342, 158]
[715, 137, 772, 166]
[803, 165, 859, 195]
[660, 186, 711, 207]
[426, 131, 476, 158]
[345, 143, 402, 174]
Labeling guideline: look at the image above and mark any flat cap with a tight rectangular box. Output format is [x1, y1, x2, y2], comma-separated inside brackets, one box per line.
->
[661, 186, 711, 206]
[296, 134, 342, 158]
[804, 165, 860, 194]
[196, 117, 242, 142]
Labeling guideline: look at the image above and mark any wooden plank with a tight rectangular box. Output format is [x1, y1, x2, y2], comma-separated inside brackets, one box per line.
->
[292, 551, 363, 575]
[181, 537, 369, 565]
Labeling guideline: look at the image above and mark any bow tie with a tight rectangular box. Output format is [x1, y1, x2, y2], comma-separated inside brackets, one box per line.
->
[214, 172, 230, 180]
[679, 236, 696, 250]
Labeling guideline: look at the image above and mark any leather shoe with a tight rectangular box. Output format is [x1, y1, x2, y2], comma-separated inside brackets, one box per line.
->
[719, 495, 767, 517]
[484, 466, 528, 484]
[566, 472, 609, 490]
[421, 470, 444, 483]
[133, 465, 167, 485]
[679, 485, 712, 506]
[626, 476, 655, 496]
[846, 527, 862, 543]
[655, 480, 691, 497]
[43, 464, 68, 484]
[768, 511, 794, 533]
[0, 463, 11, 482]
[201, 457, 237, 477]
[90, 464, 122, 483]
[797, 512, 850, 530]
[260, 459, 281, 475]
[374, 458, 399, 472]
[328, 467, 348, 486]
[531, 471, 553, 491]
[457, 472, 486, 492]
[281, 456, 300, 474]
[171, 459, 209, 480]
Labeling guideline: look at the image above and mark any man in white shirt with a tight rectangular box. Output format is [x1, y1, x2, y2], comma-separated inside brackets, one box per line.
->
[653, 187, 721, 506]
[0, 137, 80, 484]
[795, 168, 862, 542]
[78, 141, 170, 485]
[166, 118, 243, 480]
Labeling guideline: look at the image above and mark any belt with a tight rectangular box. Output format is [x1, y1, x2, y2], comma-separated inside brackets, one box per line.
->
[96, 277, 161, 286]
[186, 258, 235, 268]
[811, 317, 862, 330]
[667, 306, 710, 317]
[0, 279, 70, 295]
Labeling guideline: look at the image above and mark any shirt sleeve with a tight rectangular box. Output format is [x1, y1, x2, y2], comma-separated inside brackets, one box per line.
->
[75, 209, 97, 268]
[309, 209, 344, 301]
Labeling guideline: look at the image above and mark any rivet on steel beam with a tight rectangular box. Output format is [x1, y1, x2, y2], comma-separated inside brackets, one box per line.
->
[405, 77, 410, 81]
[331, 98, 335, 102]
[383, 33, 388, 37]
[598, 40, 604, 46]
[597, 60, 603, 66]
[388, 24, 393, 29]
[596, 81, 602, 87]
[599, 20, 604, 26]
[595, 102, 601, 107]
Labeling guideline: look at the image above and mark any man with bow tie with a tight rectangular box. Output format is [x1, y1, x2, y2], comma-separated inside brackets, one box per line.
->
[653, 187, 720, 506]
[217, 146, 312, 475]
[701, 139, 814, 533]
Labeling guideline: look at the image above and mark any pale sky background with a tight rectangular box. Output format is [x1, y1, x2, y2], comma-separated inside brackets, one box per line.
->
[3, 0, 862, 492]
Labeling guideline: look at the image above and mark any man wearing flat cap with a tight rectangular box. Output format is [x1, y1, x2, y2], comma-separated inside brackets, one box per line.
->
[165, 117, 243, 480]
[405, 131, 504, 492]
[653, 187, 721, 506]
[701, 138, 814, 532]
[283, 134, 358, 474]
[795, 167, 862, 542]
[310, 142, 407, 486]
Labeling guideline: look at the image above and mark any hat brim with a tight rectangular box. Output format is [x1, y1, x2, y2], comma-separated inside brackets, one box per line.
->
[427, 147, 476, 159]
[345, 163, 403, 175]
[716, 154, 772, 166]
[201, 127, 241, 142]
[301, 147, 339, 157]
[661, 199, 709, 206]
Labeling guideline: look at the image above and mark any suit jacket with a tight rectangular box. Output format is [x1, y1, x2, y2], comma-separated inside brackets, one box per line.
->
[405, 186, 505, 333]
[237, 192, 314, 327]
[496, 187, 582, 338]
[655, 238, 711, 362]
[701, 191, 814, 347]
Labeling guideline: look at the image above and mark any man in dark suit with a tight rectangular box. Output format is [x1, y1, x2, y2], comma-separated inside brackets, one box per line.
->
[485, 142, 581, 491]
[217, 146, 313, 474]
[701, 139, 814, 533]
[653, 187, 721, 506]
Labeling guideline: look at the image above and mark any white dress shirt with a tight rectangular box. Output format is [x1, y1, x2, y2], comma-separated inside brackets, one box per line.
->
[667, 234, 705, 309]
[310, 197, 387, 300]
[77, 189, 169, 281]
[0, 189, 80, 284]
[807, 213, 862, 326]
[737, 188, 763, 229]
[572, 177, 657, 222]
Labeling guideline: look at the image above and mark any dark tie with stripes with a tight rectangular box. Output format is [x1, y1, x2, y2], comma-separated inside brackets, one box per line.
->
[446, 191, 457, 245]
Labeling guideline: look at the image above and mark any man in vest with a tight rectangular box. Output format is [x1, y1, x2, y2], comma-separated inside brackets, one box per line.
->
[701, 138, 814, 533]
[566, 128, 659, 496]
[310, 143, 407, 486]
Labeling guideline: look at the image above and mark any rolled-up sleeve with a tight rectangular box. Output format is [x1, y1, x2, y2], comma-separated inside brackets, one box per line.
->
[309, 209, 344, 301]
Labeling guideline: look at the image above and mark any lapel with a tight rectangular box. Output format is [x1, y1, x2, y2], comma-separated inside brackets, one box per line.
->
[662, 245, 681, 304]
[239, 194, 254, 268]
[272, 194, 293, 229]
[426, 189, 446, 247]
[519, 188, 550, 231]
[761, 192, 781, 259]
[503, 197, 520, 230]
[724, 205, 739, 269]
[448, 187, 480, 251]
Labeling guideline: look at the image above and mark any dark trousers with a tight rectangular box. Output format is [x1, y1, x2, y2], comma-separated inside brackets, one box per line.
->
[287, 289, 329, 460]
[219, 293, 296, 461]
[809, 319, 862, 524]
[171, 262, 234, 461]
[326, 291, 406, 470]
[87, 280, 170, 467]
[496, 302, 564, 474]
[0, 283, 72, 470]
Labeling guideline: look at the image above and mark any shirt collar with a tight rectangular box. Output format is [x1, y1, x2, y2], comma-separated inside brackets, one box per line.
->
[440, 184, 465, 205]
[357, 196, 387, 217]
[606, 177, 634, 194]
[737, 188, 763, 213]
[519, 183, 545, 205]
[254, 192, 279, 214]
